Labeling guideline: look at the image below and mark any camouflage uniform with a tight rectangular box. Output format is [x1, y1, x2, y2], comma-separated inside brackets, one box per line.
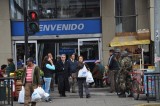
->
[121, 56, 132, 70]
[118, 56, 132, 97]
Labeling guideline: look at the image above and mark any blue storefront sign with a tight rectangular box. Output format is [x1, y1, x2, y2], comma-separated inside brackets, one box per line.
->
[11, 18, 101, 36]
[59, 48, 75, 55]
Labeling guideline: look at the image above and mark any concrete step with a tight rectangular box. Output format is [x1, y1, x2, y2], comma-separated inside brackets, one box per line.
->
[136, 103, 160, 106]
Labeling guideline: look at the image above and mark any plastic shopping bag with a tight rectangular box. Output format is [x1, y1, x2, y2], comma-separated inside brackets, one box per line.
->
[86, 71, 94, 83]
[31, 88, 41, 102]
[36, 87, 50, 100]
[18, 86, 25, 103]
[44, 93, 49, 98]
[78, 65, 88, 78]
[36, 87, 45, 97]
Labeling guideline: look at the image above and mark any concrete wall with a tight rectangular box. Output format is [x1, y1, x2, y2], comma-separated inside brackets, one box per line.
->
[101, 0, 115, 65]
[0, 0, 12, 66]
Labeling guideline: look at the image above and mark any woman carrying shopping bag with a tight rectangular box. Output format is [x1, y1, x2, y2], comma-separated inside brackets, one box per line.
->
[76, 56, 91, 98]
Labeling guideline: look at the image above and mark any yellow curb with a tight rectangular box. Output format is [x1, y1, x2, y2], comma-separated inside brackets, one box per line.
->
[135, 103, 160, 106]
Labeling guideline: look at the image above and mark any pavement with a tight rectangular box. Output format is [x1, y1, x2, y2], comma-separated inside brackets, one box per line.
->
[13, 86, 160, 106]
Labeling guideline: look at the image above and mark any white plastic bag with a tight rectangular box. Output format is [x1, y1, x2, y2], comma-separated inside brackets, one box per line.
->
[36, 87, 45, 97]
[41, 93, 50, 101]
[18, 86, 25, 103]
[86, 71, 94, 83]
[78, 65, 88, 78]
[44, 93, 49, 98]
[31, 88, 41, 102]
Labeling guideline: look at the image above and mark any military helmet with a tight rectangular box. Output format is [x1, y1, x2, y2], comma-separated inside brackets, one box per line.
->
[121, 51, 128, 57]
[114, 48, 121, 53]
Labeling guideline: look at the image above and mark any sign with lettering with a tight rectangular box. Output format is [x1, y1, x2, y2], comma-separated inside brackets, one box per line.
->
[11, 19, 101, 36]
[39, 23, 84, 31]
[59, 48, 75, 54]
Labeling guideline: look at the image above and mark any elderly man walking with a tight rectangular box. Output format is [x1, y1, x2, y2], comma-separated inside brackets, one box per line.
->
[56, 54, 70, 97]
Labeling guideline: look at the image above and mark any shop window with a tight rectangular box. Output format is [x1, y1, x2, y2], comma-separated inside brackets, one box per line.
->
[10, 0, 38, 19]
[115, 17, 136, 32]
[115, 0, 136, 32]
[39, 0, 100, 18]
[10, 0, 100, 20]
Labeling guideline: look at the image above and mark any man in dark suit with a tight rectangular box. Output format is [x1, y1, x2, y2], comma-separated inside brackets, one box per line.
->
[68, 53, 78, 93]
[108, 49, 120, 93]
[56, 54, 70, 97]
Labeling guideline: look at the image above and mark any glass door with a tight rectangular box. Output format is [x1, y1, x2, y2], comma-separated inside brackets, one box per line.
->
[78, 38, 101, 61]
[14, 41, 38, 69]
[78, 38, 101, 71]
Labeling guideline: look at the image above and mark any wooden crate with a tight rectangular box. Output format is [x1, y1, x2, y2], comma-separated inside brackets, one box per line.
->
[16, 85, 22, 91]
[137, 32, 150, 40]
[132, 65, 140, 70]
[16, 80, 22, 86]
[14, 80, 23, 100]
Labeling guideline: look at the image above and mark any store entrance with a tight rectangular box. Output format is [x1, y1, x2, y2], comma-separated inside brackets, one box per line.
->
[37, 39, 78, 67]
[13, 38, 101, 70]
[38, 38, 101, 69]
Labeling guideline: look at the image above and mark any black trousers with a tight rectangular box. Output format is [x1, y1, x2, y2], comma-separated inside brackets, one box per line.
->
[55, 73, 58, 84]
[94, 78, 103, 87]
[58, 75, 70, 95]
[77, 78, 90, 97]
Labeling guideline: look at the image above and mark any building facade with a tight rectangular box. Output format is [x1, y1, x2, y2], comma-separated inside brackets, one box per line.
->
[0, 0, 153, 69]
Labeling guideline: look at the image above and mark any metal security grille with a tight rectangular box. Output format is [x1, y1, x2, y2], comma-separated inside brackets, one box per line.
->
[0, 77, 14, 106]
[144, 72, 160, 103]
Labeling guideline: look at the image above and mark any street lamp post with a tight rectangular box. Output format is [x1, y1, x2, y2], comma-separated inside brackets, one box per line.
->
[23, 0, 28, 64]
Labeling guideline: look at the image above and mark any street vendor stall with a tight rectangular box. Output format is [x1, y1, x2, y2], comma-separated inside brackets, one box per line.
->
[109, 31, 155, 100]
[109, 31, 151, 69]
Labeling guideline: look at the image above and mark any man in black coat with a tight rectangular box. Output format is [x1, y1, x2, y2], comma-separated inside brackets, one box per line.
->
[56, 54, 70, 97]
[108, 49, 120, 93]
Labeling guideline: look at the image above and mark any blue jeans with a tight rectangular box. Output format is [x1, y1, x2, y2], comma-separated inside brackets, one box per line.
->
[40, 77, 45, 90]
[44, 77, 52, 94]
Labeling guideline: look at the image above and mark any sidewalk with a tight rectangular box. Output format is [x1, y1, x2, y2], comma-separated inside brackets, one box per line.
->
[136, 103, 160, 106]
[14, 87, 159, 106]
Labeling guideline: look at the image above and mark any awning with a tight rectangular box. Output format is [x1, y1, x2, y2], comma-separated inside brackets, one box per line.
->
[110, 36, 150, 47]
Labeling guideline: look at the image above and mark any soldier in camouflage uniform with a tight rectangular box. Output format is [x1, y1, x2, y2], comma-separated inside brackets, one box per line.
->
[118, 51, 132, 97]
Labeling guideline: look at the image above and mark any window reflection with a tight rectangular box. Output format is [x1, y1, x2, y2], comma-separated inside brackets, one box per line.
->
[10, 0, 100, 20]
[115, 0, 136, 32]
